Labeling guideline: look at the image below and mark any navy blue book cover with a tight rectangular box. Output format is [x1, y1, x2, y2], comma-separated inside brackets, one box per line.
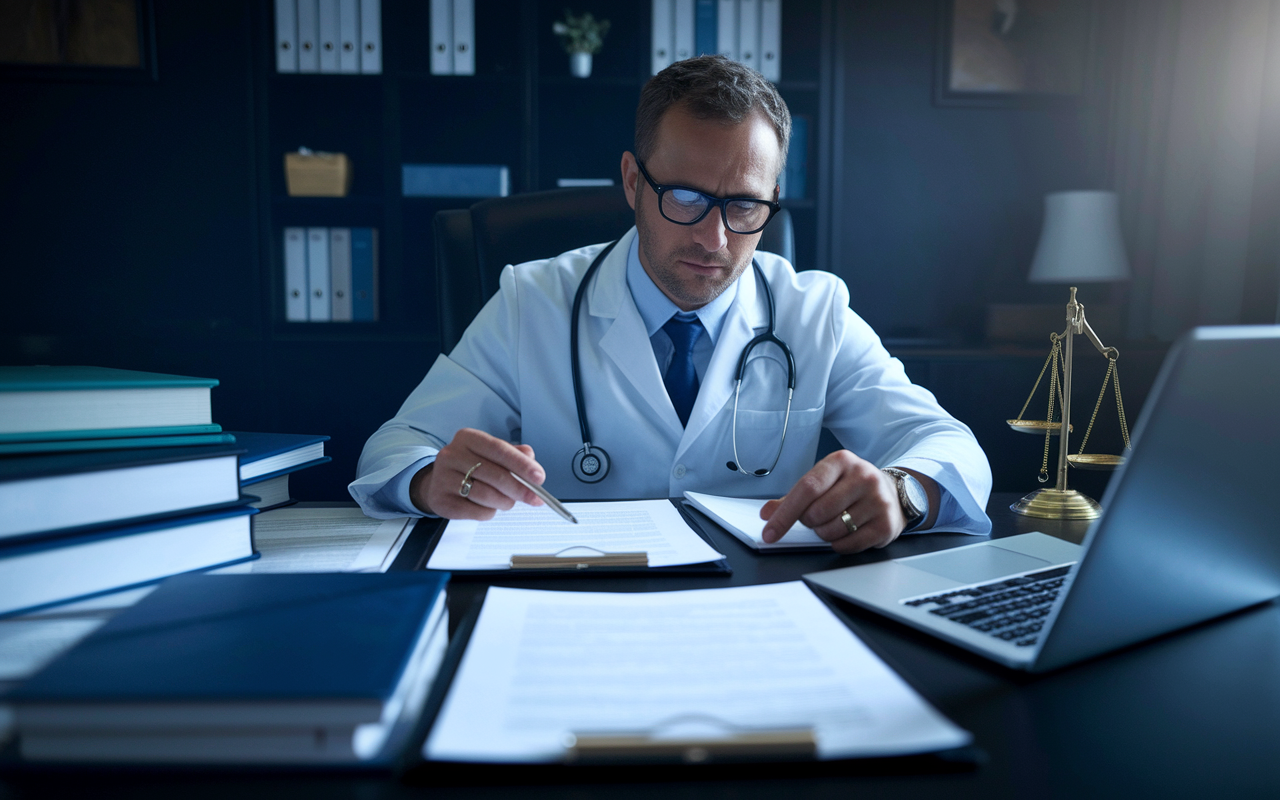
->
[224, 431, 331, 485]
[225, 432, 329, 466]
[13, 572, 450, 704]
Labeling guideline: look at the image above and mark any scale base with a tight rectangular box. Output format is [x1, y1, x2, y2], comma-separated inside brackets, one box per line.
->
[1010, 488, 1101, 520]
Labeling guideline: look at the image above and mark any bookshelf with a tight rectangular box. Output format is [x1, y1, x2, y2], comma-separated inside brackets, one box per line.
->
[256, 0, 834, 345]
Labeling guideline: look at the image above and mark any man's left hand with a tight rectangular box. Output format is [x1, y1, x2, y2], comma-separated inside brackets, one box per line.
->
[759, 451, 937, 554]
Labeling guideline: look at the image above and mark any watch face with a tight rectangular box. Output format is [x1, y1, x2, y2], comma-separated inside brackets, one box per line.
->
[902, 474, 927, 517]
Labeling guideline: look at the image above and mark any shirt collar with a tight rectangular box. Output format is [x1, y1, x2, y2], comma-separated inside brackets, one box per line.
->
[625, 235, 739, 343]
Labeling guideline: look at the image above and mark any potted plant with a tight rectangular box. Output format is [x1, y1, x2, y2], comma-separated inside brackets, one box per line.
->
[552, 9, 610, 78]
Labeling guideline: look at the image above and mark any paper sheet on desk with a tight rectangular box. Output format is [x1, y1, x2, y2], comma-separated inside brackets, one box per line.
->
[684, 491, 830, 550]
[427, 499, 726, 570]
[424, 582, 971, 762]
[215, 507, 414, 574]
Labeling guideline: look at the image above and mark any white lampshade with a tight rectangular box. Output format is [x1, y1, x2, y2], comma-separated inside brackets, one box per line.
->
[1028, 191, 1132, 283]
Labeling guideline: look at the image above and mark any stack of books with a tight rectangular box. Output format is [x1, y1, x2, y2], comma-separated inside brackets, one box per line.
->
[230, 430, 331, 510]
[0, 366, 331, 617]
[10, 571, 451, 765]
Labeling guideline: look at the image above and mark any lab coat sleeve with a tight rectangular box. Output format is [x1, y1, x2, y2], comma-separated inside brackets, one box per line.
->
[348, 266, 527, 518]
[822, 286, 993, 535]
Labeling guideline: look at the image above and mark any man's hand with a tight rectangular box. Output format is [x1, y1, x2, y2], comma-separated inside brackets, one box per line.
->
[759, 451, 938, 554]
[409, 428, 546, 520]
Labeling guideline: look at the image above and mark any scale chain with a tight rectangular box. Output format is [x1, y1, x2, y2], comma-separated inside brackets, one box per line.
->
[1039, 341, 1061, 483]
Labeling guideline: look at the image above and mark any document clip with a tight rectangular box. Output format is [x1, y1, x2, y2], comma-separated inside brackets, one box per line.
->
[563, 715, 816, 763]
[509, 546, 648, 570]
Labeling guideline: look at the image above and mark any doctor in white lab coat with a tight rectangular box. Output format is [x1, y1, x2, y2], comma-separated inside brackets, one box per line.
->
[350, 56, 992, 552]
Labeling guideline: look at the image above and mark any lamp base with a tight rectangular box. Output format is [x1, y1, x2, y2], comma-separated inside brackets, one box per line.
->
[1010, 488, 1101, 520]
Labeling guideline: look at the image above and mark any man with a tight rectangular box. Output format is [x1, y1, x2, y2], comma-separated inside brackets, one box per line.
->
[351, 55, 991, 552]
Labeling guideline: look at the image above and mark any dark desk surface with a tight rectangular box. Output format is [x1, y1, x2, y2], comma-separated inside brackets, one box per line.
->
[7, 493, 1280, 798]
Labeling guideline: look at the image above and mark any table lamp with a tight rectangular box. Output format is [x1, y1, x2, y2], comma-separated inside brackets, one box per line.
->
[1028, 190, 1131, 284]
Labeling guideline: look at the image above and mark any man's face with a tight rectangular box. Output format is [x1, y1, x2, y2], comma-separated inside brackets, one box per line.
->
[622, 105, 781, 311]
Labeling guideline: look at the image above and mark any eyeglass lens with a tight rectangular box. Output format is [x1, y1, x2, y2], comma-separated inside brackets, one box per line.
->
[662, 189, 772, 234]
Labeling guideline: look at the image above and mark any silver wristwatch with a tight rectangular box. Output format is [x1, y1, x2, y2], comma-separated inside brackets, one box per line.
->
[882, 467, 927, 528]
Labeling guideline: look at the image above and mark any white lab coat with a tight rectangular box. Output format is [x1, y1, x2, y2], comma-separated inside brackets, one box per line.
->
[351, 227, 992, 533]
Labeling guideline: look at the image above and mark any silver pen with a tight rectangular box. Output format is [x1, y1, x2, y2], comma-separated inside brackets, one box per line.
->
[509, 471, 579, 524]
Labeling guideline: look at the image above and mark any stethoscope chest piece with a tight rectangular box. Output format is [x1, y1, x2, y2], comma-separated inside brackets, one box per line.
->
[571, 444, 611, 483]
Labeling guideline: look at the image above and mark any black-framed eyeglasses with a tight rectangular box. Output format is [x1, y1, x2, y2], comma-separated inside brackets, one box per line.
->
[636, 159, 780, 235]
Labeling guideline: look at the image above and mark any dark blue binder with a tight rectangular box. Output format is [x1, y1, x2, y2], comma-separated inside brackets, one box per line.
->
[10, 571, 451, 765]
[226, 431, 332, 485]
[14, 571, 449, 705]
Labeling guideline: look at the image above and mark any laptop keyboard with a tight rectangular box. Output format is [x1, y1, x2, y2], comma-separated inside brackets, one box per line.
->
[901, 565, 1073, 648]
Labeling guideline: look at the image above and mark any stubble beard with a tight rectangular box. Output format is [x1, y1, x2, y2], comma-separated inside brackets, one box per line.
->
[635, 200, 749, 310]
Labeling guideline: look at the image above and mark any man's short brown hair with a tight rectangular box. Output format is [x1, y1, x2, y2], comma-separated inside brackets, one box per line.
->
[635, 55, 791, 179]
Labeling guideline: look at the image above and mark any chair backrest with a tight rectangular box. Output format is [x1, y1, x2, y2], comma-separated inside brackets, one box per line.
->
[434, 186, 795, 353]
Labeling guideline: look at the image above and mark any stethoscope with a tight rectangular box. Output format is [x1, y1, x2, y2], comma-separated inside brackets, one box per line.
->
[569, 240, 796, 483]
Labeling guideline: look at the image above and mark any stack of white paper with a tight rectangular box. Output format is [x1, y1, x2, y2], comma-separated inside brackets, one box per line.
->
[428, 499, 726, 571]
[425, 582, 971, 762]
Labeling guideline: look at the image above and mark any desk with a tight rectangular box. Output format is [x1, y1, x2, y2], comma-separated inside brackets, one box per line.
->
[5, 493, 1279, 797]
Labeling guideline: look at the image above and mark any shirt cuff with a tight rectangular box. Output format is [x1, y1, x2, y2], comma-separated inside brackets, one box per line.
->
[377, 456, 437, 518]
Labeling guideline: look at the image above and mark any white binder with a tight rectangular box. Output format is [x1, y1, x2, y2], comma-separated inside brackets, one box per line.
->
[297, 0, 320, 73]
[652, 0, 674, 75]
[338, 0, 361, 73]
[318, 0, 340, 72]
[359, 0, 382, 74]
[674, 0, 695, 62]
[274, 0, 298, 73]
[738, 0, 759, 71]
[716, 0, 737, 61]
[759, 0, 781, 81]
[306, 228, 331, 322]
[452, 0, 475, 76]
[284, 228, 309, 322]
[430, 0, 453, 74]
[329, 228, 353, 322]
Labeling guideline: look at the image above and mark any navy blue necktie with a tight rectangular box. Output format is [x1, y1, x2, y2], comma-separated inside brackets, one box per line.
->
[663, 315, 704, 427]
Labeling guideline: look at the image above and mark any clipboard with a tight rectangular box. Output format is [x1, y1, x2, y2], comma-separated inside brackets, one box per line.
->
[404, 588, 983, 779]
[417, 499, 732, 578]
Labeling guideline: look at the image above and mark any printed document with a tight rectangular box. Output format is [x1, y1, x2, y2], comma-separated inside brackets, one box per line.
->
[684, 491, 829, 550]
[426, 499, 726, 570]
[216, 507, 413, 574]
[424, 582, 971, 762]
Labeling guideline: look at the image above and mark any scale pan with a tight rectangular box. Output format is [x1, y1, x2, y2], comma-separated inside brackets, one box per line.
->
[1007, 420, 1073, 435]
[1067, 454, 1125, 470]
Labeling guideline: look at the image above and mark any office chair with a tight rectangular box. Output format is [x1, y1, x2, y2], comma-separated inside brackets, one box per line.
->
[434, 185, 795, 353]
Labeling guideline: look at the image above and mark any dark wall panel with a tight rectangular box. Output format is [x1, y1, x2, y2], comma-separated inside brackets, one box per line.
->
[834, 2, 1101, 343]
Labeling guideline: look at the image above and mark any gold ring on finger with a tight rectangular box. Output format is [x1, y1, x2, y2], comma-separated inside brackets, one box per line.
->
[459, 462, 483, 498]
[840, 510, 858, 535]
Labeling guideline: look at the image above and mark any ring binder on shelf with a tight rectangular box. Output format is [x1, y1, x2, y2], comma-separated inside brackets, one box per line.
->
[509, 546, 648, 570]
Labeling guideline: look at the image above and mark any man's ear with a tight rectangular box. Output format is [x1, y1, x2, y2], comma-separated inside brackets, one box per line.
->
[621, 152, 639, 210]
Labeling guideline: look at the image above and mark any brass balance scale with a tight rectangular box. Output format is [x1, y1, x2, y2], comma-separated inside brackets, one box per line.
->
[1007, 287, 1131, 520]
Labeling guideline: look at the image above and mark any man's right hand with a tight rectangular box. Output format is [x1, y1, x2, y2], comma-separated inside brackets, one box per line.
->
[409, 428, 547, 520]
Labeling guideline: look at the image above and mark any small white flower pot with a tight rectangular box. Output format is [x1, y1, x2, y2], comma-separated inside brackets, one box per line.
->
[570, 51, 593, 78]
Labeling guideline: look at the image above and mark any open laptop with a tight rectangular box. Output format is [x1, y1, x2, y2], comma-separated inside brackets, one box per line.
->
[805, 326, 1280, 672]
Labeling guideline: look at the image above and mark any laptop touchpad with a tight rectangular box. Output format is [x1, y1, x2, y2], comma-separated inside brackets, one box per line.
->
[903, 545, 1053, 585]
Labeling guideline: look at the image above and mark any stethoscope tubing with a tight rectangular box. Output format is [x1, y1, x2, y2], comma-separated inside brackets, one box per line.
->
[570, 240, 794, 481]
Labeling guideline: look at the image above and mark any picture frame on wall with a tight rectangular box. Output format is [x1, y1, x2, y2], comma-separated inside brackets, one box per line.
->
[934, 0, 1091, 107]
[0, 0, 157, 82]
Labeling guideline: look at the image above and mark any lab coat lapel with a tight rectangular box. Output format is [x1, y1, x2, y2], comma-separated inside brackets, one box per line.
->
[589, 230, 685, 436]
[678, 262, 767, 458]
